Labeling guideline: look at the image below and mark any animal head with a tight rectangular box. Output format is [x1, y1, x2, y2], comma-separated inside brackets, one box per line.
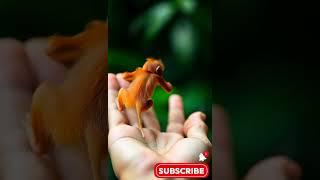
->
[142, 57, 165, 76]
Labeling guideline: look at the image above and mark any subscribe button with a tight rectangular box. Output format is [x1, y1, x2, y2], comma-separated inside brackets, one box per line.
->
[154, 163, 209, 178]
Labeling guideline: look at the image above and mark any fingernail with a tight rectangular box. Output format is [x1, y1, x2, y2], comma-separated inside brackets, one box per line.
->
[108, 73, 119, 89]
[199, 112, 206, 120]
[116, 73, 123, 78]
[170, 94, 181, 101]
[170, 94, 183, 108]
[286, 161, 302, 178]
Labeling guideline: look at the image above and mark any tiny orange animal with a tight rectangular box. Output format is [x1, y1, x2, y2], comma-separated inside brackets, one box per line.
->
[117, 58, 173, 137]
[26, 20, 108, 180]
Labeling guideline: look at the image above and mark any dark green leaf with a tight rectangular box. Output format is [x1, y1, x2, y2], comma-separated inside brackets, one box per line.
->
[170, 20, 198, 64]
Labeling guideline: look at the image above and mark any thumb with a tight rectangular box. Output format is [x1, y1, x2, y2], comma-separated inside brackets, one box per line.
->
[0, 39, 58, 180]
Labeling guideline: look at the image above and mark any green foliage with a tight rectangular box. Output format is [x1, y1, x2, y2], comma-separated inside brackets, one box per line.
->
[109, 0, 212, 132]
[130, 0, 198, 43]
[108, 49, 142, 71]
[109, 0, 212, 179]
[0, 0, 106, 39]
[170, 20, 197, 64]
[131, 1, 176, 41]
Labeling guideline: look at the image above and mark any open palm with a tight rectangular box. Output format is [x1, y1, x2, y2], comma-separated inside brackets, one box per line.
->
[108, 73, 212, 179]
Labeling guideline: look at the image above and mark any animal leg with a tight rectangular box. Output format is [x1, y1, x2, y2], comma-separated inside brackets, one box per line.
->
[116, 88, 126, 111]
[27, 84, 54, 155]
[135, 103, 145, 138]
[141, 99, 153, 112]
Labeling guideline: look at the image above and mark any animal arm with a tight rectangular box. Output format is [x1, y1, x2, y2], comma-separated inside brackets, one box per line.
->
[117, 58, 173, 137]
[46, 35, 83, 65]
[122, 71, 136, 82]
[157, 75, 173, 92]
[26, 20, 108, 180]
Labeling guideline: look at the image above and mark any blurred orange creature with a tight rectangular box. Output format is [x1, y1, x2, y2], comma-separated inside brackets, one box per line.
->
[26, 20, 108, 180]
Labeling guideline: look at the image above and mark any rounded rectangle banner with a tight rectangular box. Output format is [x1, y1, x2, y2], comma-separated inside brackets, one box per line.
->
[154, 163, 209, 178]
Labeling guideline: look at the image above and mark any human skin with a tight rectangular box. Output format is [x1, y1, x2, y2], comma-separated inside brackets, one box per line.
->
[0, 38, 212, 180]
[0, 37, 301, 180]
[27, 21, 108, 180]
[108, 73, 212, 179]
[0, 38, 94, 180]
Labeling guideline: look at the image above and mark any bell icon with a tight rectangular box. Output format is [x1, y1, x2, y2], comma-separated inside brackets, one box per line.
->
[199, 153, 206, 162]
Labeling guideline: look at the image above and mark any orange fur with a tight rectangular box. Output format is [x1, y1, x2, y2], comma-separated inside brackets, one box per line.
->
[117, 58, 173, 137]
[26, 20, 108, 180]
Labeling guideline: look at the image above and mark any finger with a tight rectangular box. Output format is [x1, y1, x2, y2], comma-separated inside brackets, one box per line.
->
[124, 109, 138, 127]
[165, 112, 211, 163]
[116, 73, 130, 88]
[0, 39, 58, 180]
[25, 38, 66, 84]
[0, 39, 36, 90]
[167, 94, 185, 134]
[141, 108, 160, 132]
[184, 112, 212, 149]
[108, 73, 128, 128]
[213, 105, 236, 180]
[244, 156, 302, 180]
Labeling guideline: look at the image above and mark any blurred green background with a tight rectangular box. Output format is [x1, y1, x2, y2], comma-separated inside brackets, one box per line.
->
[0, 0, 212, 179]
[0, 0, 106, 39]
[215, 0, 319, 179]
[108, 0, 212, 179]
[2, 0, 318, 179]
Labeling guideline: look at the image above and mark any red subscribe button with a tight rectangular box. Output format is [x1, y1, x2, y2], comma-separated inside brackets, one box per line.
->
[154, 163, 209, 178]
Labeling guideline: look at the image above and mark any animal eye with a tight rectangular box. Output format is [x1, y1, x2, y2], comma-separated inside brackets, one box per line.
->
[156, 66, 162, 75]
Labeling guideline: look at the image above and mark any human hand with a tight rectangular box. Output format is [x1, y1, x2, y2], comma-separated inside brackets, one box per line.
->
[0, 38, 98, 180]
[108, 73, 212, 180]
[213, 105, 302, 180]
